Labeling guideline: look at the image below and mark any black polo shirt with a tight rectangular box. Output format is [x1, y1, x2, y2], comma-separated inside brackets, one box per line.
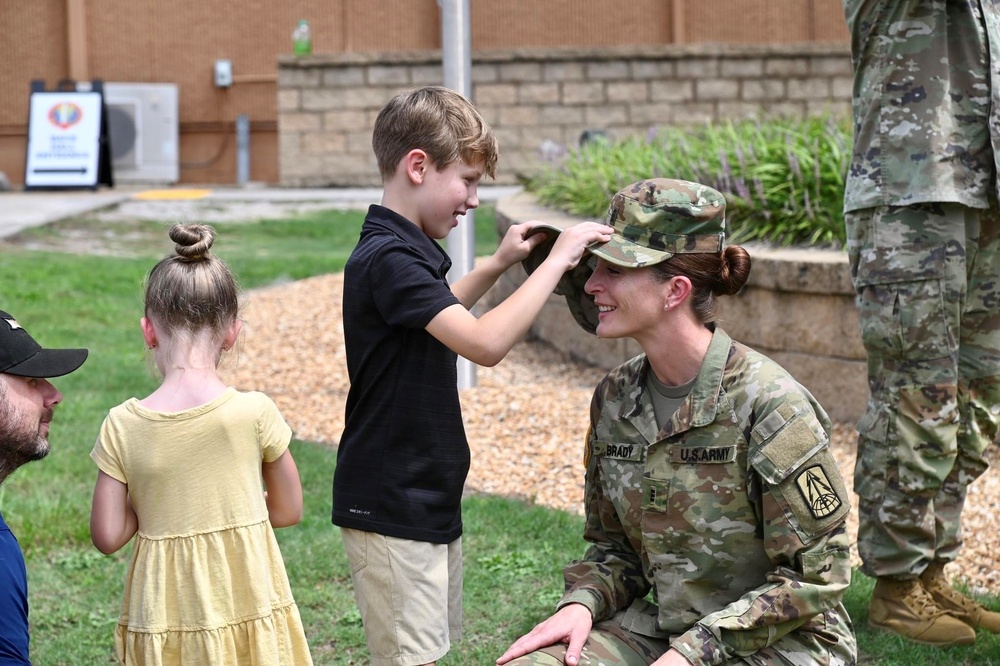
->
[333, 205, 469, 544]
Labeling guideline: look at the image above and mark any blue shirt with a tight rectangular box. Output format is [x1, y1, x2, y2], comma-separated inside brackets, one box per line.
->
[0, 510, 30, 665]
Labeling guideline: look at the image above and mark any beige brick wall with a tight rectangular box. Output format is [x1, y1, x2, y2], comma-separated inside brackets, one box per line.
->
[277, 43, 852, 187]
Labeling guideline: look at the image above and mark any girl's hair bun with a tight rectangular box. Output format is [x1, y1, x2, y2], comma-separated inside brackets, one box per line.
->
[169, 223, 215, 261]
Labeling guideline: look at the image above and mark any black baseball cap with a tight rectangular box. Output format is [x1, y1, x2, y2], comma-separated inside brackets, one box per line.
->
[0, 310, 88, 378]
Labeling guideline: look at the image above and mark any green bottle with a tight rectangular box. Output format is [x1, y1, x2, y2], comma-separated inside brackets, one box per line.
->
[293, 19, 312, 56]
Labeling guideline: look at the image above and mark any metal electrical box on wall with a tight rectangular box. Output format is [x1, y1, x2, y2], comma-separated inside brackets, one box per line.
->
[103, 83, 179, 184]
[214, 59, 233, 88]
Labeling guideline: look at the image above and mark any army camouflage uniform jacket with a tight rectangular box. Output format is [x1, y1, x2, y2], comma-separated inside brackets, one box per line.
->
[843, 0, 1000, 211]
[559, 328, 857, 665]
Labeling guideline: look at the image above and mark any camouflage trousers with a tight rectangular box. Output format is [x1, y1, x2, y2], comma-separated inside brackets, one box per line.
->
[502, 616, 670, 666]
[503, 613, 857, 665]
[846, 202, 1000, 579]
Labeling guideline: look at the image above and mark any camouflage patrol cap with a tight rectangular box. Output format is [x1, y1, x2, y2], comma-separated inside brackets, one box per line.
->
[594, 178, 726, 267]
[521, 178, 727, 334]
[521, 223, 602, 334]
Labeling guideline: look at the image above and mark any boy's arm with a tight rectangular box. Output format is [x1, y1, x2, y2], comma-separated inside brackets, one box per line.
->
[449, 252, 508, 309]
[426, 221, 611, 366]
[449, 221, 542, 308]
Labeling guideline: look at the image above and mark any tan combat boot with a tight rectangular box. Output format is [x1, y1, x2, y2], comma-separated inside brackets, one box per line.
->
[868, 577, 976, 646]
[921, 561, 1000, 633]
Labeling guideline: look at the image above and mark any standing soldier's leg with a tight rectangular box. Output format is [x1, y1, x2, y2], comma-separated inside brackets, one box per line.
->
[921, 203, 1000, 633]
[846, 203, 975, 646]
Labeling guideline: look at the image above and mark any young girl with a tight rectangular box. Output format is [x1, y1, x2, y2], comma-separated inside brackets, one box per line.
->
[89, 223, 313, 665]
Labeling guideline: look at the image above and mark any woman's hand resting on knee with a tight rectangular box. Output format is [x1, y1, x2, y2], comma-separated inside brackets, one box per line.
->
[496, 603, 594, 665]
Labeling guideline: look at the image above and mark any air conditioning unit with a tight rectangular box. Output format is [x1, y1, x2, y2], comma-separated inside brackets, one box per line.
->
[103, 82, 179, 184]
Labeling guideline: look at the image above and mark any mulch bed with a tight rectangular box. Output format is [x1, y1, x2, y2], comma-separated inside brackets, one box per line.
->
[226, 272, 1000, 596]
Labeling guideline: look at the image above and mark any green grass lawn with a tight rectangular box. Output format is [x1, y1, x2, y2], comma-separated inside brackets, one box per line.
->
[2, 204, 999, 664]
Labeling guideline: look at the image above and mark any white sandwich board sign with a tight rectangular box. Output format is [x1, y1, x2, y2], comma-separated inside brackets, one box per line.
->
[24, 91, 103, 188]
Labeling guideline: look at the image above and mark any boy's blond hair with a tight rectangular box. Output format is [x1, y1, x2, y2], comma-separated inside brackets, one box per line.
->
[372, 86, 498, 181]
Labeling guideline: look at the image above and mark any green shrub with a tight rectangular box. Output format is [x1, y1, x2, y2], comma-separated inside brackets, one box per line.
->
[523, 116, 853, 248]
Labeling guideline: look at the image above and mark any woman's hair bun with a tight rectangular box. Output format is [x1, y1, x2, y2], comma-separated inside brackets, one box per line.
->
[169, 223, 215, 261]
[718, 245, 751, 295]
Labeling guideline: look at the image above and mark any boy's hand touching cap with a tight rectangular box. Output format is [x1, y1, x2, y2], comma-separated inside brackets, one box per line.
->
[494, 221, 553, 268]
[520, 223, 563, 276]
[521, 221, 611, 335]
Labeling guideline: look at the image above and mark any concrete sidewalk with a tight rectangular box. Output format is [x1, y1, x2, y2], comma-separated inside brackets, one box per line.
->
[0, 184, 522, 239]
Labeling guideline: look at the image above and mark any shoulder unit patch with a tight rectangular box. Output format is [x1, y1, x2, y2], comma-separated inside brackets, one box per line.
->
[795, 464, 843, 519]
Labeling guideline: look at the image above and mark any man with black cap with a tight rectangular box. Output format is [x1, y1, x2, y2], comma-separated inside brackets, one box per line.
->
[0, 310, 88, 665]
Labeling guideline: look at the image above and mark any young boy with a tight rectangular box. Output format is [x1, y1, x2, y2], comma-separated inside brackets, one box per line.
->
[333, 85, 612, 666]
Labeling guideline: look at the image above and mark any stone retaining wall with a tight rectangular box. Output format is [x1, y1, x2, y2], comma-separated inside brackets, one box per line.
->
[277, 43, 853, 187]
[488, 192, 867, 424]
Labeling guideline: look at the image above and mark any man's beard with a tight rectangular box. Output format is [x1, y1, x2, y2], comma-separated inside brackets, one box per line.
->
[0, 393, 52, 485]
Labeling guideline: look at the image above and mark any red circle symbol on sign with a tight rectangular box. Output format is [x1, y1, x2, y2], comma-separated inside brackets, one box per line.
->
[48, 103, 83, 129]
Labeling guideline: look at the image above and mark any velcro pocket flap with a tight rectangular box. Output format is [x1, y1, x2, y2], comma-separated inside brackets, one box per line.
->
[749, 403, 825, 485]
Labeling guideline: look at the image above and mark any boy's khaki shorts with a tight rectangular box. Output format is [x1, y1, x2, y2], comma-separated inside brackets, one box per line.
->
[341, 528, 462, 666]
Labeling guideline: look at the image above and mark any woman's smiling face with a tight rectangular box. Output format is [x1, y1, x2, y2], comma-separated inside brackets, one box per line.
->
[584, 258, 666, 340]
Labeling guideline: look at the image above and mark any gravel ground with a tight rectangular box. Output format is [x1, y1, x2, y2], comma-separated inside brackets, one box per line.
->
[227, 271, 1000, 596]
